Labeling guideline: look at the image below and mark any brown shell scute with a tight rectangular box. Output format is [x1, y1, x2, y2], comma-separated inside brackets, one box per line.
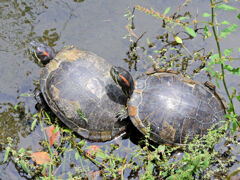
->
[40, 47, 128, 142]
[128, 72, 225, 145]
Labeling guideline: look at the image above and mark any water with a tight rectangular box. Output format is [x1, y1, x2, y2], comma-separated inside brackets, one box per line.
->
[0, 0, 239, 179]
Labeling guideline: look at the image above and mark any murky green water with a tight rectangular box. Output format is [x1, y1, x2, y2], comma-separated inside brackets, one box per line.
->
[0, 0, 239, 179]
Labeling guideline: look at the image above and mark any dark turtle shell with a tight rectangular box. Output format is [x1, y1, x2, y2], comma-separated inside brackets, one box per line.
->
[40, 46, 128, 141]
[128, 71, 226, 145]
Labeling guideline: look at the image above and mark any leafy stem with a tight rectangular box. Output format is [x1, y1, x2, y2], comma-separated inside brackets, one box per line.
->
[210, 0, 235, 114]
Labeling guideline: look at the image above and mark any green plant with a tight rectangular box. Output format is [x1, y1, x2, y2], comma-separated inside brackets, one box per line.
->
[2, 1, 240, 179]
[136, 1, 240, 130]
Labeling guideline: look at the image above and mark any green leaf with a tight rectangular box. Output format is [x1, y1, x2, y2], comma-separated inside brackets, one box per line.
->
[53, 126, 60, 134]
[224, 65, 240, 75]
[62, 128, 72, 133]
[78, 140, 85, 147]
[232, 117, 237, 132]
[14, 104, 18, 110]
[238, 13, 240, 20]
[174, 36, 182, 44]
[220, 24, 239, 38]
[18, 148, 25, 154]
[20, 92, 31, 97]
[96, 151, 107, 159]
[204, 25, 211, 38]
[210, 54, 220, 62]
[75, 152, 80, 160]
[223, 48, 233, 57]
[31, 118, 38, 131]
[157, 145, 165, 153]
[3, 147, 10, 163]
[163, 7, 170, 15]
[147, 162, 154, 172]
[32, 113, 38, 118]
[202, 12, 211, 17]
[20, 160, 30, 174]
[221, 20, 230, 25]
[238, 47, 240, 54]
[215, 78, 220, 89]
[178, 16, 189, 21]
[185, 26, 196, 37]
[77, 109, 88, 123]
[228, 102, 234, 114]
[41, 164, 47, 176]
[44, 111, 51, 121]
[216, 4, 238, 11]
[236, 95, 240, 102]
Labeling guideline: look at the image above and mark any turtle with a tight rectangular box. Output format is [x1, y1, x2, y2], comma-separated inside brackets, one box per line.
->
[30, 41, 128, 142]
[110, 66, 226, 145]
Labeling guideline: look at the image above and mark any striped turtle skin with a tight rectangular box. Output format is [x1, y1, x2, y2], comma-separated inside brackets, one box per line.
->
[111, 67, 226, 145]
[33, 44, 128, 142]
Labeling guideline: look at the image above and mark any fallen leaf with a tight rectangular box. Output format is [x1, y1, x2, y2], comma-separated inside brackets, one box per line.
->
[46, 125, 60, 147]
[31, 152, 50, 165]
[86, 145, 100, 157]
[88, 170, 101, 180]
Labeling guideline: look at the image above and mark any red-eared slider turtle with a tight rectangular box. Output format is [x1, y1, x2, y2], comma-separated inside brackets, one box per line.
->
[110, 66, 226, 145]
[30, 42, 128, 142]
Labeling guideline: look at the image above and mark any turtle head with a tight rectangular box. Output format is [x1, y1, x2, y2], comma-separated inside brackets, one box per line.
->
[30, 41, 56, 65]
[110, 66, 134, 98]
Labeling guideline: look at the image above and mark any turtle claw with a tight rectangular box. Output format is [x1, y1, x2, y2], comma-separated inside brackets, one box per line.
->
[116, 109, 128, 121]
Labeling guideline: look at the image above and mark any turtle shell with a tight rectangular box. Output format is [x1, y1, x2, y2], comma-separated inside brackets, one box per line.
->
[128, 72, 226, 145]
[40, 46, 128, 142]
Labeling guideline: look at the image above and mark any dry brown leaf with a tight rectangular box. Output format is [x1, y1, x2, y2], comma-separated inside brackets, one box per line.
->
[46, 125, 60, 147]
[31, 152, 50, 165]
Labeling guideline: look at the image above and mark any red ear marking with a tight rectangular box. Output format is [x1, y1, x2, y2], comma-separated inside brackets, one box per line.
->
[119, 74, 130, 87]
[43, 50, 50, 57]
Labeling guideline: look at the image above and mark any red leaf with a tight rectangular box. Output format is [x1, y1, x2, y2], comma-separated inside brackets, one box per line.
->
[86, 145, 100, 157]
[31, 152, 50, 165]
[88, 170, 101, 180]
[46, 125, 60, 147]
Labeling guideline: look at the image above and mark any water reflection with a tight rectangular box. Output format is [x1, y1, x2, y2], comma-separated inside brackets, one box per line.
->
[0, 0, 48, 52]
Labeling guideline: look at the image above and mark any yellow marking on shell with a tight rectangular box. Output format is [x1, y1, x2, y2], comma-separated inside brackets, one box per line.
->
[55, 47, 86, 62]
[50, 85, 60, 100]
[204, 81, 215, 91]
[132, 116, 147, 134]
[100, 131, 112, 141]
[68, 100, 81, 109]
[214, 91, 227, 111]
[60, 99, 81, 119]
[133, 89, 143, 94]
[128, 105, 137, 117]
[77, 127, 89, 138]
[142, 112, 154, 123]
[89, 131, 100, 138]
[46, 60, 61, 72]
[160, 120, 176, 142]
[88, 131, 112, 142]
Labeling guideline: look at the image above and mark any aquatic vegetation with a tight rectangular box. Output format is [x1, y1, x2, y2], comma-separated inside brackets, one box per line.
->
[2, 0, 240, 179]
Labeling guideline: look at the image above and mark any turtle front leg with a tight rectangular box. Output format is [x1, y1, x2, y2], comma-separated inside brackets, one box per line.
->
[34, 89, 48, 110]
[116, 108, 128, 121]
